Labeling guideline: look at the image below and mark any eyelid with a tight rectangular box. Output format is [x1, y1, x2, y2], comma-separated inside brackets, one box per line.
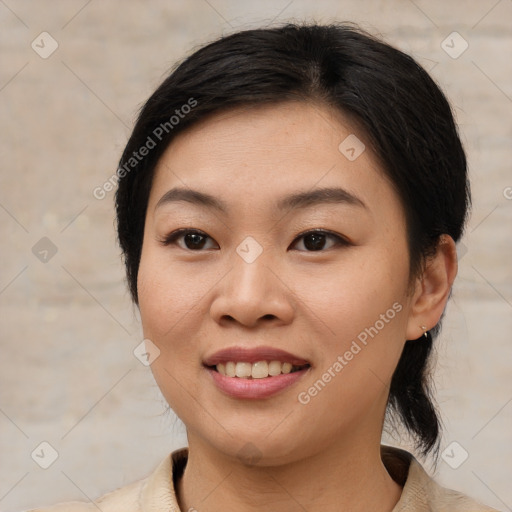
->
[290, 229, 351, 250]
[159, 228, 218, 248]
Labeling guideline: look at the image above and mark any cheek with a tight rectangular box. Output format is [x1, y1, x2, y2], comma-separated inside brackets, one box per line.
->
[301, 248, 408, 331]
[137, 251, 203, 410]
[137, 248, 202, 338]
[137, 258, 202, 400]
[295, 248, 410, 394]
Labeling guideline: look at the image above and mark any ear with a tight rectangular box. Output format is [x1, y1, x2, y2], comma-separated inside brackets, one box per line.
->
[405, 234, 458, 340]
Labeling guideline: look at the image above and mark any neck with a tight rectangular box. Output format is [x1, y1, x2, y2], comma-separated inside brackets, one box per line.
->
[177, 435, 402, 512]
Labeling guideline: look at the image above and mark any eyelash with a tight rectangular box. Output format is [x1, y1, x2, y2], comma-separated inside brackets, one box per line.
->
[159, 228, 351, 252]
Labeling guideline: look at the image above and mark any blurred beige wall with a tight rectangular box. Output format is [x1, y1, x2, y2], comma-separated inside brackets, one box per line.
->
[1, 1, 511, 511]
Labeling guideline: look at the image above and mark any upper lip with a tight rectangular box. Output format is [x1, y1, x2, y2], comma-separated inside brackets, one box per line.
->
[203, 346, 310, 366]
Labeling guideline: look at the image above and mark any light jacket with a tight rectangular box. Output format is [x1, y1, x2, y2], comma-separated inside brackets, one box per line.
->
[27, 445, 499, 511]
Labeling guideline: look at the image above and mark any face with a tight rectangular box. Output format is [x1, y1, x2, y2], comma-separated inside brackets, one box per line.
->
[138, 101, 416, 465]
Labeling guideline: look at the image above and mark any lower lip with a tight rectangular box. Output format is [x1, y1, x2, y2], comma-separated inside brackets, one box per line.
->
[207, 367, 309, 399]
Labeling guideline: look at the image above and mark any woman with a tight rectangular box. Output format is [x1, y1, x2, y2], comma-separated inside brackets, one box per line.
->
[31, 22, 499, 512]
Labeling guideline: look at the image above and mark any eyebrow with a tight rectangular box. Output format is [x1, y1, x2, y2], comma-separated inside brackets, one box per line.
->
[155, 186, 366, 213]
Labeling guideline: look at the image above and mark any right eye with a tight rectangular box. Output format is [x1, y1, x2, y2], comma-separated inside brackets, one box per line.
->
[159, 229, 219, 250]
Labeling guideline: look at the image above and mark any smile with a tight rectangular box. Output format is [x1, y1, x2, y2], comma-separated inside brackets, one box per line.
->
[203, 346, 311, 399]
[214, 361, 309, 379]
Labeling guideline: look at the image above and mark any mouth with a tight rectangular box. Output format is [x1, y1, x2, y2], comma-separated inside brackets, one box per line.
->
[208, 361, 310, 379]
[203, 346, 311, 399]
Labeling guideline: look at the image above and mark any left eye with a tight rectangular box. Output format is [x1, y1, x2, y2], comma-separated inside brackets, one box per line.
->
[160, 229, 219, 250]
[290, 230, 349, 252]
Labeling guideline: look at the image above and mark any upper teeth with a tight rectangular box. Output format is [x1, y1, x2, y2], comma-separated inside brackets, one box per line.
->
[216, 361, 299, 379]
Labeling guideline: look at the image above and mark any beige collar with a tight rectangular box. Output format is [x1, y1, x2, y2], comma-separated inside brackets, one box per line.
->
[138, 445, 495, 512]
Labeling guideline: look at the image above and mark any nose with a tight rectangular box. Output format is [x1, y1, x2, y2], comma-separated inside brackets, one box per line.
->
[209, 251, 295, 328]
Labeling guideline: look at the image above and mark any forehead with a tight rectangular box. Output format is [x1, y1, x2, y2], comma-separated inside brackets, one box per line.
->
[149, 101, 398, 216]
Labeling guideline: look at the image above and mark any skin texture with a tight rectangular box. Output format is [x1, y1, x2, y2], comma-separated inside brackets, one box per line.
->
[137, 101, 458, 512]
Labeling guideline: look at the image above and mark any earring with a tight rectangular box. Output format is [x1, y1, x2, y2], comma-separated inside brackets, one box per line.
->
[420, 325, 428, 338]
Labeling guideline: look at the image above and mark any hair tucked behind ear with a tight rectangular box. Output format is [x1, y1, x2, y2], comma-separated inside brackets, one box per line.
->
[388, 330, 440, 457]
